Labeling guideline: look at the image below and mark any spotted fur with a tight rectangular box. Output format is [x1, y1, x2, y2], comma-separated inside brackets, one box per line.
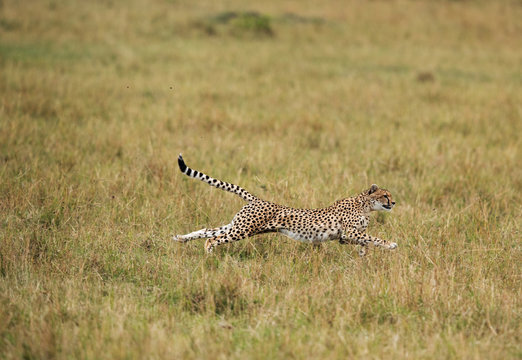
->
[173, 155, 397, 256]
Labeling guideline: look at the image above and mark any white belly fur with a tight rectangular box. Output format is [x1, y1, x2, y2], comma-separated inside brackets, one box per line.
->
[279, 229, 334, 243]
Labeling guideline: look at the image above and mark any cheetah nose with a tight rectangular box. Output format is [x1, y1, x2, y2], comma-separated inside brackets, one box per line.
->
[392, 202, 396, 205]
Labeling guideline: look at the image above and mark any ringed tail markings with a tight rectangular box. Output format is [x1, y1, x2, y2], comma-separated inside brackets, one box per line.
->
[177, 154, 257, 202]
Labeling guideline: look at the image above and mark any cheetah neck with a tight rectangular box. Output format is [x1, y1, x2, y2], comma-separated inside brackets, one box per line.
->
[357, 195, 374, 214]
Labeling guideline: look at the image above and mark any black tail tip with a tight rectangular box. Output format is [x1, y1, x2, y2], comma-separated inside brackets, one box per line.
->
[178, 154, 187, 172]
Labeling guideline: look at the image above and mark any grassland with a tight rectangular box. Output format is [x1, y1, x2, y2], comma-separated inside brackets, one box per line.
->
[1, 0, 521, 358]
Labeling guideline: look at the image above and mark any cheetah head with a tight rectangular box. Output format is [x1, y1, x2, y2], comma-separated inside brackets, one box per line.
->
[365, 184, 395, 212]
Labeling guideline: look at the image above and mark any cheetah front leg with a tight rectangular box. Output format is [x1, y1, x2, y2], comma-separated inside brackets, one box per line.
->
[339, 232, 368, 257]
[341, 228, 397, 256]
[173, 223, 232, 242]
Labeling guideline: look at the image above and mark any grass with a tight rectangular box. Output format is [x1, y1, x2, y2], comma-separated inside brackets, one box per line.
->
[1, 0, 521, 358]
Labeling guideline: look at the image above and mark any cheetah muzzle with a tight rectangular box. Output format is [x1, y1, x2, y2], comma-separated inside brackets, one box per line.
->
[173, 154, 398, 256]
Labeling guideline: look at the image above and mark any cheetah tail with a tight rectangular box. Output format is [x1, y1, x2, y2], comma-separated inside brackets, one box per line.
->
[177, 154, 257, 202]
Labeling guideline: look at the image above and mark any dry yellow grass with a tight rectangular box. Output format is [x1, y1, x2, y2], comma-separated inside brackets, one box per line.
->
[1, 0, 521, 358]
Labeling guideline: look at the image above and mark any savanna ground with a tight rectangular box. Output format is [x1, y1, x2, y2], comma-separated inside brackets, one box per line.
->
[1, 0, 521, 358]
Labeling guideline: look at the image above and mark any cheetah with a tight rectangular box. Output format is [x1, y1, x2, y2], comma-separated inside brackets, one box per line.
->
[173, 155, 397, 256]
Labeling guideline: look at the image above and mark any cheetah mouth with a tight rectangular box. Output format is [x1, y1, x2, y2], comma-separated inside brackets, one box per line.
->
[382, 205, 392, 210]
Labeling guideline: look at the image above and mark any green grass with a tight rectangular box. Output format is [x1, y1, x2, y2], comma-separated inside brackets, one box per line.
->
[1, 0, 521, 358]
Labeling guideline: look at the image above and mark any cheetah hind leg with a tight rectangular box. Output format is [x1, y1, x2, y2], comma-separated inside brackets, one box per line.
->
[204, 228, 254, 253]
[205, 234, 229, 253]
[173, 223, 232, 243]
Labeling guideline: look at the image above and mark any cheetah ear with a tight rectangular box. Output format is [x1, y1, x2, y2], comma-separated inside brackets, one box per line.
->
[368, 184, 379, 195]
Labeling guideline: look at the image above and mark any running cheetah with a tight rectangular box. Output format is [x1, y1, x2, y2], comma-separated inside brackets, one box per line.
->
[173, 155, 397, 256]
